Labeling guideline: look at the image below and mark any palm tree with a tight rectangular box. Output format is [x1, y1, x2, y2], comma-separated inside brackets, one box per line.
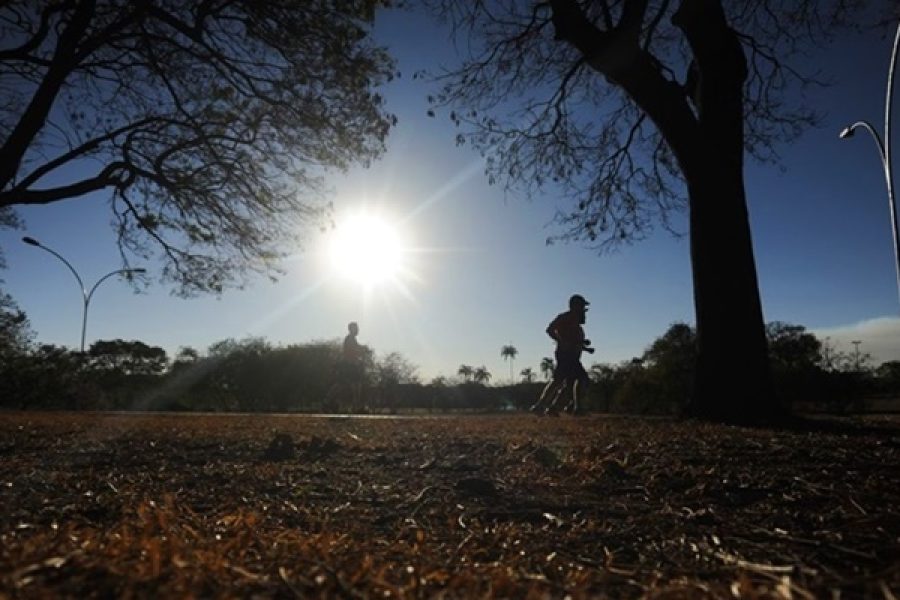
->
[473, 366, 491, 385]
[457, 364, 474, 383]
[540, 357, 554, 381]
[520, 367, 535, 383]
[501, 344, 518, 383]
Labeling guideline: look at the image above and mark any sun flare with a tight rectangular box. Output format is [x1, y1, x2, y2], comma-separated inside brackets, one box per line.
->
[328, 213, 406, 286]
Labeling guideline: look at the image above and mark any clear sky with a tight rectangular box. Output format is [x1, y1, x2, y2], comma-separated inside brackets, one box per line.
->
[2, 9, 900, 382]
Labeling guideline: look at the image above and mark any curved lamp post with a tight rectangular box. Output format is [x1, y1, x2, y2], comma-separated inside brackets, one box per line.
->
[839, 20, 900, 308]
[22, 236, 145, 352]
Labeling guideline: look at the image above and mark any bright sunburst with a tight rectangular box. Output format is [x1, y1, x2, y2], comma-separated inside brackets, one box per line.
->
[328, 212, 407, 286]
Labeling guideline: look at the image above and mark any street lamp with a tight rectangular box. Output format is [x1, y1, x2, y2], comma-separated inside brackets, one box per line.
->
[839, 19, 900, 309]
[22, 236, 146, 352]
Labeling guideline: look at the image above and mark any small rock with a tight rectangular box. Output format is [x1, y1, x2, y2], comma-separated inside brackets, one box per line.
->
[531, 446, 560, 467]
[263, 433, 295, 461]
[455, 477, 497, 497]
[600, 459, 629, 479]
[300, 436, 341, 459]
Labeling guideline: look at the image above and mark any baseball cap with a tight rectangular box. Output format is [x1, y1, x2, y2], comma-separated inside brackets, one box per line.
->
[569, 294, 590, 309]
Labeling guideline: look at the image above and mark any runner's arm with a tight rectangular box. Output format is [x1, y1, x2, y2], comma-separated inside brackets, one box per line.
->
[546, 315, 561, 341]
[546, 323, 558, 341]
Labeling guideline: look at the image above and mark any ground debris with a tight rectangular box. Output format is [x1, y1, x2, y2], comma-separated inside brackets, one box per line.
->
[262, 433, 295, 461]
[0, 412, 898, 598]
[298, 435, 341, 460]
[455, 477, 497, 497]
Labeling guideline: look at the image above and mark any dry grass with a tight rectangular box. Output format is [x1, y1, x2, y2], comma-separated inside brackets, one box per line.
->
[0, 411, 898, 598]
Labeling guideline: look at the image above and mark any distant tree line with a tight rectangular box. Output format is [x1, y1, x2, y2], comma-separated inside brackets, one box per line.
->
[578, 322, 899, 416]
[1, 291, 898, 414]
[0, 335, 423, 413]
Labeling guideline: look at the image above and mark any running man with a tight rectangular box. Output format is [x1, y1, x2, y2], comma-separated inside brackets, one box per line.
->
[531, 294, 594, 416]
[326, 321, 370, 412]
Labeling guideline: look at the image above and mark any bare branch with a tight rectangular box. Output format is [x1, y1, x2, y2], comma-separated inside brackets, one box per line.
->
[6, 160, 129, 206]
[423, 0, 868, 253]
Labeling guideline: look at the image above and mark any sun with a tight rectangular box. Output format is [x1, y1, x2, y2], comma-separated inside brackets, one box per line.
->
[328, 212, 406, 286]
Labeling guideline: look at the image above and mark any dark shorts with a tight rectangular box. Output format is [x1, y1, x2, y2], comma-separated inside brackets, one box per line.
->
[335, 361, 365, 383]
[553, 350, 588, 382]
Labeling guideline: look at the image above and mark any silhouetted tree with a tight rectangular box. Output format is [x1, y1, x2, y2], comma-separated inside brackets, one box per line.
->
[500, 343, 518, 382]
[0, 1, 396, 294]
[424, 1, 887, 423]
[766, 322, 822, 373]
[284, 341, 346, 412]
[473, 366, 491, 385]
[588, 363, 619, 412]
[0, 288, 31, 356]
[375, 352, 419, 386]
[643, 322, 696, 409]
[3, 344, 88, 409]
[819, 338, 872, 374]
[0, 290, 35, 407]
[202, 337, 273, 411]
[540, 356, 555, 381]
[183, 338, 348, 412]
[875, 361, 900, 394]
[89, 339, 168, 375]
[169, 346, 200, 374]
[604, 323, 696, 413]
[457, 364, 474, 382]
[520, 367, 535, 383]
[373, 351, 419, 411]
[175, 346, 200, 363]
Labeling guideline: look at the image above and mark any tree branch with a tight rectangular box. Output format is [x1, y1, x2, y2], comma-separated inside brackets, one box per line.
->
[0, 0, 95, 191]
[1, 161, 129, 206]
[9, 117, 157, 195]
[550, 0, 699, 175]
[0, 1, 71, 62]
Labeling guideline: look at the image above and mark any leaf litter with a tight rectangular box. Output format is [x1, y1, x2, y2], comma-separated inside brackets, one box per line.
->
[0, 412, 898, 598]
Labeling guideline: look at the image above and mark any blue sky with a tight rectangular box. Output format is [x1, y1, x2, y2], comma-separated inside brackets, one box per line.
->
[2, 9, 900, 382]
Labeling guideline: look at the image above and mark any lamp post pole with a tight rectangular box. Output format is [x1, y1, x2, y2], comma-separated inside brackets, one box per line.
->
[22, 236, 145, 352]
[839, 20, 900, 309]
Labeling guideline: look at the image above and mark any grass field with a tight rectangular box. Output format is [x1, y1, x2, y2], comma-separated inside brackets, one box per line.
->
[1, 411, 898, 598]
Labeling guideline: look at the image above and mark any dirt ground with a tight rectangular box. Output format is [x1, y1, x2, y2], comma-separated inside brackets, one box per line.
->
[0, 411, 898, 598]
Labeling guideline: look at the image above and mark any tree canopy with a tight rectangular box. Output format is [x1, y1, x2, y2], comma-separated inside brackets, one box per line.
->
[88, 338, 168, 375]
[766, 321, 822, 373]
[424, 0, 885, 249]
[0, 0, 396, 294]
[0, 287, 32, 355]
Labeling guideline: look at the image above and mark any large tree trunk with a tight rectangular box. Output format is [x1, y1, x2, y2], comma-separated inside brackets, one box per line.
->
[675, 0, 782, 424]
[683, 162, 781, 423]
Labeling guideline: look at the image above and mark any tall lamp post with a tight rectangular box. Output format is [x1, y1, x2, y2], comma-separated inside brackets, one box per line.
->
[839, 20, 900, 309]
[22, 236, 145, 352]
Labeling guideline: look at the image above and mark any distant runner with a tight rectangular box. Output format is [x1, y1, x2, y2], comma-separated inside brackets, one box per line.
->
[327, 321, 370, 412]
[530, 294, 594, 416]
